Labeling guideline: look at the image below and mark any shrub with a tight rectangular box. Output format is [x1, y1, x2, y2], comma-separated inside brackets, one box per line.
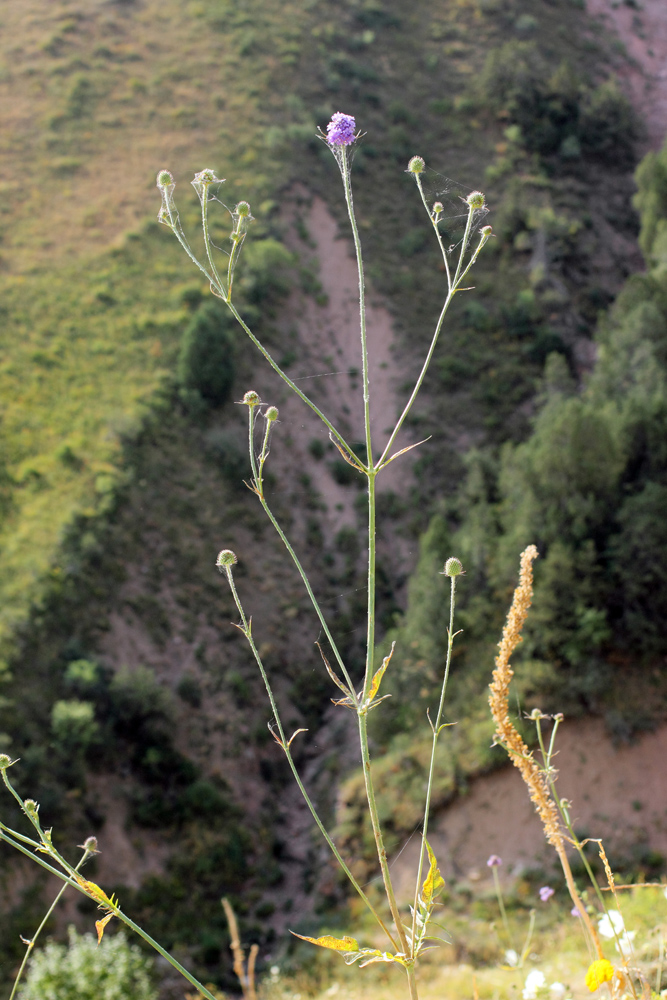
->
[51, 699, 97, 750]
[18, 926, 156, 1000]
[177, 302, 235, 406]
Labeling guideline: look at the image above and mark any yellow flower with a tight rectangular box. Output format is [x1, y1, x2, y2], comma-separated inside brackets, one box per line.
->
[585, 959, 614, 992]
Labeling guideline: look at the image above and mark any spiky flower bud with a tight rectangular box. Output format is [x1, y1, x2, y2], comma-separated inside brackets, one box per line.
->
[466, 190, 485, 209]
[480, 225, 493, 237]
[216, 549, 238, 570]
[0, 753, 12, 769]
[432, 201, 444, 216]
[236, 201, 251, 218]
[156, 170, 174, 189]
[78, 835, 99, 854]
[264, 406, 279, 422]
[23, 799, 39, 818]
[241, 390, 261, 407]
[407, 156, 425, 174]
[441, 557, 463, 577]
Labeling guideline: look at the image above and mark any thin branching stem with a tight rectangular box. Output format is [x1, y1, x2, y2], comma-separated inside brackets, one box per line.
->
[414, 174, 451, 291]
[376, 198, 483, 471]
[9, 845, 93, 1000]
[226, 300, 358, 463]
[246, 405, 354, 692]
[222, 565, 398, 949]
[0, 826, 221, 1000]
[199, 185, 226, 297]
[535, 719, 610, 920]
[410, 575, 457, 954]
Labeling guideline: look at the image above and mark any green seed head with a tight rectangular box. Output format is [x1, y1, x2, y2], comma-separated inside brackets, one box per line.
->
[432, 201, 444, 216]
[23, 798, 39, 818]
[236, 201, 251, 218]
[80, 835, 99, 854]
[157, 169, 174, 188]
[242, 390, 262, 407]
[480, 225, 493, 237]
[0, 753, 12, 770]
[265, 406, 279, 422]
[407, 156, 425, 174]
[466, 190, 486, 210]
[442, 557, 464, 577]
[216, 549, 238, 570]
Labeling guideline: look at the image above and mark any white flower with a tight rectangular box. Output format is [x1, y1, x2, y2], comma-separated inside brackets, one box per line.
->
[550, 983, 566, 1000]
[615, 930, 636, 957]
[598, 909, 625, 939]
[523, 970, 546, 999]
[505, 949, 519, 967]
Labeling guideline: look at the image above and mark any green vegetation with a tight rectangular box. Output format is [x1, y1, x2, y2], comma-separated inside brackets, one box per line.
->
[350, 137, 667, 862]
[17, 927, 156, 1000]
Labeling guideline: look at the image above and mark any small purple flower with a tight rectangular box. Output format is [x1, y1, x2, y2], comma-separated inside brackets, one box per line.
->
[539, 886, 555, 902]
[326, 113, 356, 146]
[487, 854, 502, 867]
[571, 907, 581, 917]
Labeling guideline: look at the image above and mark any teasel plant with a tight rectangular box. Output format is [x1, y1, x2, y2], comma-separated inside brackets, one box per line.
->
[0, 113, 493, 1000]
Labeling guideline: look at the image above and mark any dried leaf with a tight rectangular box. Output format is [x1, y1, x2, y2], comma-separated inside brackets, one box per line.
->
[421, 839, 445, 908]
[95, 912, 114, 945]
[287, 728, 307, 747]
[291, 932, 360, 953]
[316, 643, 353, 698]
[329, 433, 365, 472]
[367, 643, 395, 703]
[377, 437, 431, 471]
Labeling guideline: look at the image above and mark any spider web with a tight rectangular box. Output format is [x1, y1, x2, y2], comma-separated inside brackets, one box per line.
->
[419, 166, 490, 253]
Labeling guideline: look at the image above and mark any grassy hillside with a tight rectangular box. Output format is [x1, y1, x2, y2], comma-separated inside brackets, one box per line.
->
[0, 0, 654, 991]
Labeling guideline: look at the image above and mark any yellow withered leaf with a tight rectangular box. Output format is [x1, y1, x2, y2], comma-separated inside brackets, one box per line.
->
[95, 912, 114, 944]
[291, 932, 359, 953]
[368, 643, 395, 703]
[421, 839, 445, 907]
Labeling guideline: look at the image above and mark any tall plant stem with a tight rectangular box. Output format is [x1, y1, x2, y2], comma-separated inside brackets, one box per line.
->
[222, 565, 398, 950]
[357, 709, 412, 966]
[341, 151, 372, 469]
[410, 575, 457, 952]
[339, 152, 415, 992]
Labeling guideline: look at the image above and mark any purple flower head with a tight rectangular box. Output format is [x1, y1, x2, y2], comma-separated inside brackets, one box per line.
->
[326, 113, 356, 146]
[487, 855, 502, 868]
[571, 907, 581, 918]
[539, 886, 555, 902]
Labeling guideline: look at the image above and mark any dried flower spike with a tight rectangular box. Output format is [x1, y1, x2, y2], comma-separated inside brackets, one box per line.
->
[326, 113, 357, 146]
